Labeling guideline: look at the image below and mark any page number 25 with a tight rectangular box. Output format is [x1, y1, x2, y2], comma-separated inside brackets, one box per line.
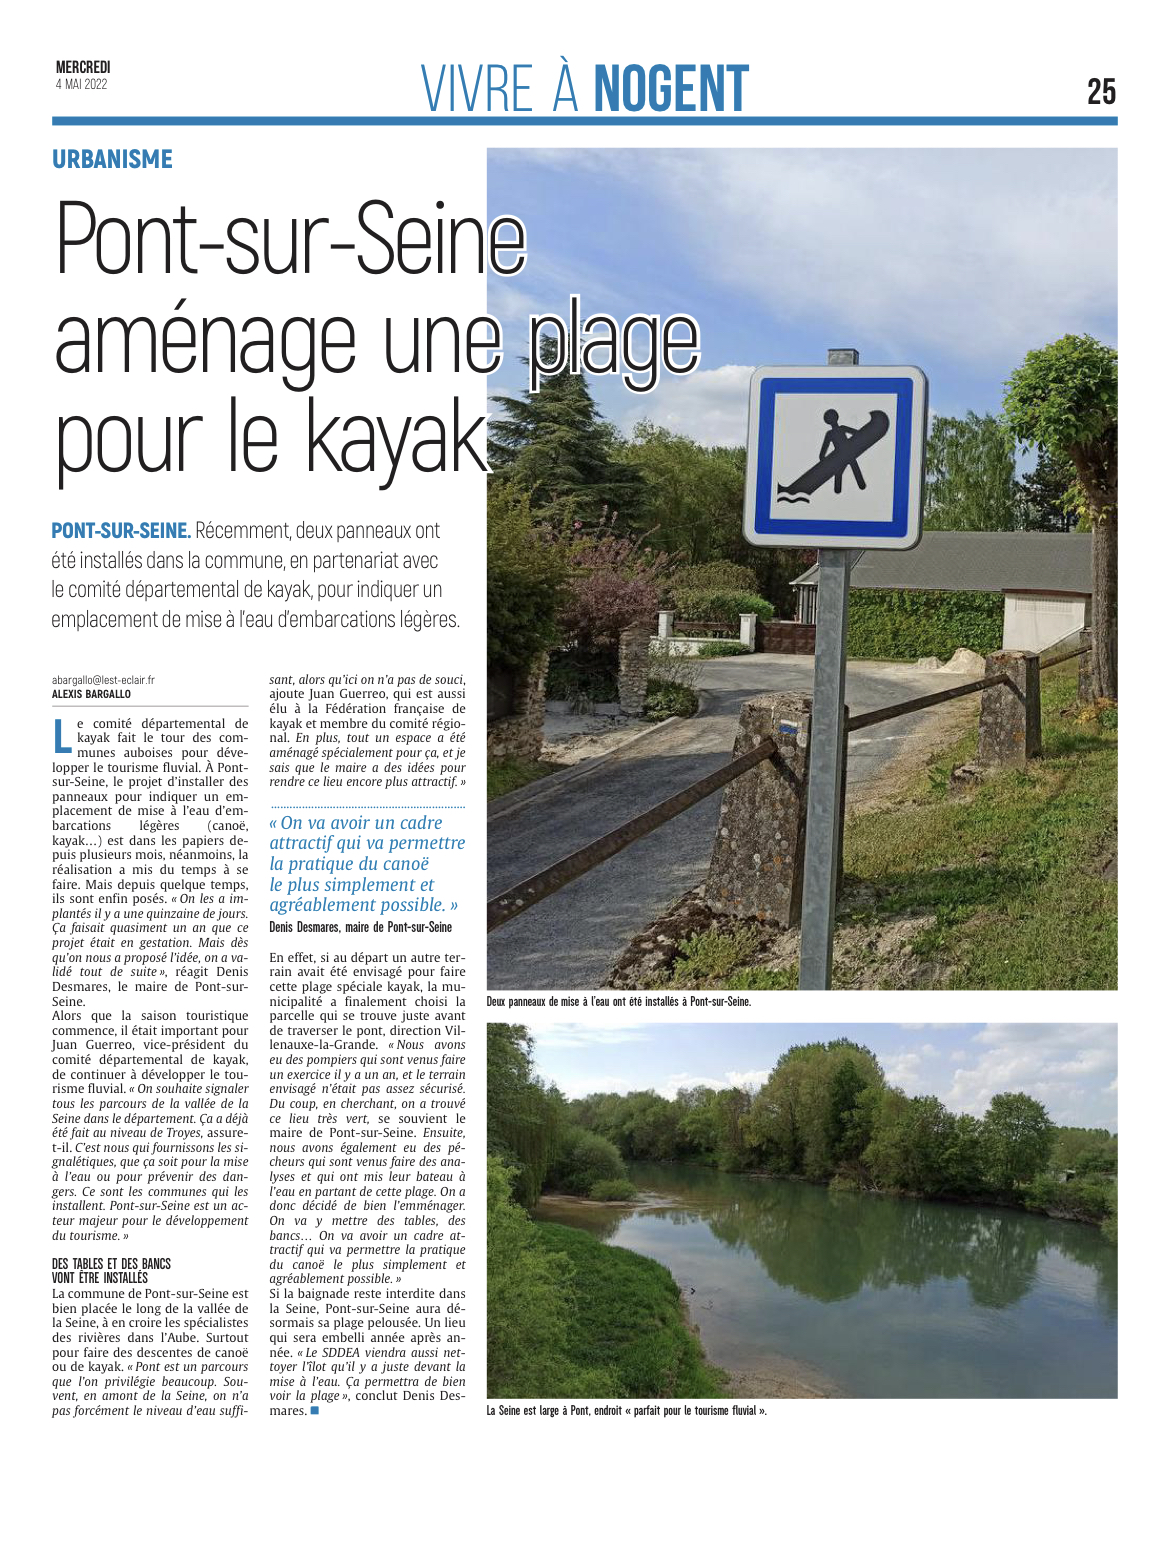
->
[1088, 78, 1116, 104]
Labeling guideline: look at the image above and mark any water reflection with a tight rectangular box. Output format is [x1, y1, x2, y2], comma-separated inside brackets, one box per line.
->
[536, 1162, 1117, 1398]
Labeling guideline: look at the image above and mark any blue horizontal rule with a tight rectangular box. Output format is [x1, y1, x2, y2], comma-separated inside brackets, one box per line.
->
[51, 114, 1118, 128]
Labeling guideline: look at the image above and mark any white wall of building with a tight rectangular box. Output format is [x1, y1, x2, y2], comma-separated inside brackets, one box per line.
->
[1003, 593, 1088, 652]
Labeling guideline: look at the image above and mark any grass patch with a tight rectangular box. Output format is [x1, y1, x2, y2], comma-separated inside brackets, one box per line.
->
[693, 640, 751, 658]
[840, 664, 1116, 988]
[644, 679, 700, 720]
[534, 1222, 726, 1397]
[725, 964, 799, 990]
[671, 925, 761, 985]
[487, 757, 563, 801]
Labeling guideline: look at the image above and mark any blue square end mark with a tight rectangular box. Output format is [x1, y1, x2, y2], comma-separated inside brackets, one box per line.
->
[310, 1406, 319, 1414]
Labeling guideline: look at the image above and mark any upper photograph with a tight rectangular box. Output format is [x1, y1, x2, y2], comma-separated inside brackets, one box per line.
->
[485, 149, 1117, 992]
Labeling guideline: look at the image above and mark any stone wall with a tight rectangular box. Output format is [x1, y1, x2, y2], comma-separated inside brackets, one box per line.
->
[617, 621, 655, 716]
[485, 651, 548, 764]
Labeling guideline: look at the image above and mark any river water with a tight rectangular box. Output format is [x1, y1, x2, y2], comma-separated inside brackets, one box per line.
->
[536, 1162, 1117, 1398]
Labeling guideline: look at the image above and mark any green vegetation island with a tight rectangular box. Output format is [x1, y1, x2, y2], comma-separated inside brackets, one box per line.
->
[487, 1025, 1118, 1400]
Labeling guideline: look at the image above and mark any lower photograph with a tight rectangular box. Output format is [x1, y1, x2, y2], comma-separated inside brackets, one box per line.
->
[487, 1021, 1117, 1400]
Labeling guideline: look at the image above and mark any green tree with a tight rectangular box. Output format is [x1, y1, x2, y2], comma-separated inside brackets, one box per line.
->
[1003, 334, 1118, 698]
[925, 411, 1021, 532]
[546, 1125, 629, 1195]
[827, 1056, 875, 1163]
[486, 482, 569, 671]
[676, 1085, 719, 1159]
[939, 1113, 985, 1195]
[863, 1092, 955, 1194]
[670, 559, 760, 596]
[486, 1023, 563, 1206]
[1053, 1126, 1118, 1176]
[605, 1091, 685, 1161]
[980, 1092, 1056, 1190]
[621, 423, 803, 611]
[1015, 446, 1080, 532]
[746, 1039, 886, 1179]
[619, 421, 745, 559]
[677, 1085, 753, 1169]
[489, 340, 643, 524]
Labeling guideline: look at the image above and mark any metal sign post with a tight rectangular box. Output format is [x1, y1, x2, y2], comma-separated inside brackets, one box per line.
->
[741, 348, 928, 989]
[801, 348, 859, 989]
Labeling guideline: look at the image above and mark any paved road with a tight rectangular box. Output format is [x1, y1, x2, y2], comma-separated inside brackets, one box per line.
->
[487, 654, 969, 990]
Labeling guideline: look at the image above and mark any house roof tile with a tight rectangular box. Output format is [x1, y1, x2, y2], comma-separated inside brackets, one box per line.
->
[792, 530, 1092, 594]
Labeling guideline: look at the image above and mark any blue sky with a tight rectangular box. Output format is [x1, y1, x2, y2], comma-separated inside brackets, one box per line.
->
[527, 1022, 1118, 1130]
[487, 149, 1117, 446]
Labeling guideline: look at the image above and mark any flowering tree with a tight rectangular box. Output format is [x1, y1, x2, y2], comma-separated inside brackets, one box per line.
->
[558, 518, 677, 647]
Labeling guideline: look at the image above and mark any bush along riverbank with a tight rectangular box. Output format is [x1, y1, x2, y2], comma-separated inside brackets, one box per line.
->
[487, 1157, 725, 1398]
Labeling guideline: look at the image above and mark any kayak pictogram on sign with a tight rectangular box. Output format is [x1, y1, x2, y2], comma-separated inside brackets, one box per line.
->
[776, 407, 890, 500]
[743, 365, 927, 549]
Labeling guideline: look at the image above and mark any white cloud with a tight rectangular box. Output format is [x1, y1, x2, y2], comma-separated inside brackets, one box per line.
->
[617, 363, 754, 444]
[491, 284, 546, 327]
[662, 1069, 768, 1098]
[556, 1075, 636, 1097]
[971, 1023, 1117, 1054]
[727, 1069, 769, 1092]
[662, 1073, 724, 1095]
[500, 148, 1115, 375]
[885, 1052, 928, 1092]
[949, 1025, 1117, 1126]
[616, 148, 1116, 367]
[530, 1021, 656, 1052]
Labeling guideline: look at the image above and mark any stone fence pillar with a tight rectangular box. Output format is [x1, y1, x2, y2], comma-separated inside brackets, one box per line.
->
[485, 651, 549, 765]
[977, 650, 1041, 769]
[706, 694, 812, 927]
[617, 620, 655, 716]
[1077, 628, 1094, 704]
[738, 612, 758, 649]
[657, 610, 674, 639]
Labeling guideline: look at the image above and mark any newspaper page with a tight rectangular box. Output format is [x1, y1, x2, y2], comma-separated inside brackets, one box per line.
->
[6, 5, 1154, 1561]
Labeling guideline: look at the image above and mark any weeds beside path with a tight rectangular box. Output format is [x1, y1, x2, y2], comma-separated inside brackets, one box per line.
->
[487, 757, 563, 801]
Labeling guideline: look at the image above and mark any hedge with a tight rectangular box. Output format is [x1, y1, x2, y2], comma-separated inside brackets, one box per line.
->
[846, 589, 1003, 662]
[669, 560, 759, 595]
[671, 588, 775, 623]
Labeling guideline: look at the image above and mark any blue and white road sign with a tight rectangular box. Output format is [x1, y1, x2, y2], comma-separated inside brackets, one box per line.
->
[743, 364, 928, 550]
